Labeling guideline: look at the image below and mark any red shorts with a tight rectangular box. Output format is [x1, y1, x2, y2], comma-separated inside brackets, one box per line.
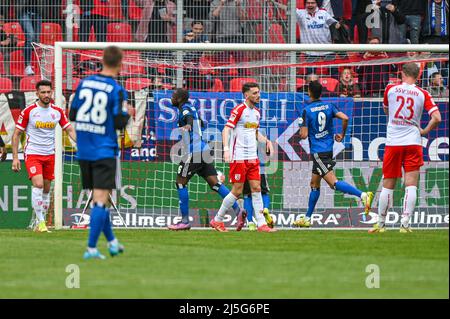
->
[382, 145, 423, 179]
[229, 159, 260, 184]
[24, 154, 55, 180]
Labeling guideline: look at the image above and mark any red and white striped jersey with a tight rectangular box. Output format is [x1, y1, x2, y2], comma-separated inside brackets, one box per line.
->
[16, 103, 70, 156]
[225, 103, 260, 161]
[383, 83, 438, 146]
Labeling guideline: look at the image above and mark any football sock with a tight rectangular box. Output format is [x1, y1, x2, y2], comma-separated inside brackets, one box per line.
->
[262, 193, 270, 210]
[401, 186, 417, 228]
[177, 184, 190, 224]
[42, 192, 50, 215]
[378, 187, 393, 227]
[32, 187, 44, 222]
[335, 181, 363, 198]
[306, 188, 321, 219]
[252, 192, 266, 227]
[215, 183, 240, 214]
[215, 193, 237, 222]
[244, 195, 254, 222]
[102, 208, 115, 242]
[88, 203, 108, 249]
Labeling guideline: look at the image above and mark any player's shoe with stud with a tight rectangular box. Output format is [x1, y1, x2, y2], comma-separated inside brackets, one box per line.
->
[368, 223, 386, 233]
[168, 222, 191, 231]
[258, 224, 277, 233]
[83, 250, 106, 260]
[247, 222, 257, 231]
[262, 208, 274, 228]
[400, 226, 413, 233]
[36, 221, 51, 233]
[108, 242, 125, 257]
[362, 192, 374, 215]
[292, 217, 311, 228]
[235, 209, 247, 231]
[210, 219, 228, 232]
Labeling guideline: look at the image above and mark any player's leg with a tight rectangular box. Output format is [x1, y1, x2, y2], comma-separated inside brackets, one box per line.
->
[41, 154, 55, 227]
[211, 182, 243, 232]
[169, 174, 191, 230]
[260, 173, 273, 228]
[293, 173, 322, 228]
[25, 155, 48, 232]
[247, 162, 276, 232]
[370, 145, 402, 233]
[400, 145, 423, 233]
[243, 181, 256, 230]
[204, 173, 246, 231]
[42, 179, 51, 221]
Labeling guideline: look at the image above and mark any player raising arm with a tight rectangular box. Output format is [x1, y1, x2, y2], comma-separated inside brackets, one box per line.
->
[211, 82, 276, 233]
[293, 81, 374, 228]
[369, 63, 441, 233]
[168, 88, 246, 231]
[11, 80, 76, 232]
[69, 46, 133, 259]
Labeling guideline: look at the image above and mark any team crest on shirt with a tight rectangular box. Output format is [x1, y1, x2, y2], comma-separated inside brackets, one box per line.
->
[30, 166, 36, 174]
[235, 174, 241, 181]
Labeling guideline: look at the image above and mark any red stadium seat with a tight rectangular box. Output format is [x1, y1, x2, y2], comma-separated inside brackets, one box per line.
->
[0, 77, 13, 93]
[107, 22, 133, 42]
[9, 50, 25, 77]
[229, 77, 258, 92]
[319, 78, 339, 92]
[125, 77, 152, 91]
[19, 75, 41, 91]
[211, 78, 224, 92]
[269, 24, 285, 44]
[3, 22, 25, 47]
[109, 0, 125, 20]
[296, 78, 306, 89]
[40, 23, 63, 45]
[128, 0, 143, 20]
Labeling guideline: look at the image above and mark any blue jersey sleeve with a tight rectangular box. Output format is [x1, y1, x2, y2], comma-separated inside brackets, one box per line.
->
[112, 86, 129, 117]
[300, 109, 308, 128]
[332, 103, 340, 118]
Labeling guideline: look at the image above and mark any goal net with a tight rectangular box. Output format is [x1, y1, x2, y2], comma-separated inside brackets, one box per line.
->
[43, 42, 448, 230]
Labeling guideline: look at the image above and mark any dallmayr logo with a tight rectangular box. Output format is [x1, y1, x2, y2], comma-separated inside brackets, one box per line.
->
[359, 211, 450, 225]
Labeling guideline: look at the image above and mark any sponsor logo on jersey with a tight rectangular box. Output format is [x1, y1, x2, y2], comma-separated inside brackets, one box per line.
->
[35, 121, 56, 129]
[244, 122, 258, 129]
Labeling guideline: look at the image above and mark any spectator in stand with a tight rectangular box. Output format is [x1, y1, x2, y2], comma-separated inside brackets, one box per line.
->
[184, 0, 212, 34]
[357, 36, 398, 97]
[393, 0, 426, 44]
[338, 67, 362, 97]
[16, 1, 50, 75]
[426, 72, 449, 98]
[210, 0, 246, 43]
[355, 0, 405, 44]
[0, 14, 17, 76]
[135, 0, 176, 43]
[422, 0, 449, 44]
[80, 0, 110, 43]
[296, 0, 341, 56]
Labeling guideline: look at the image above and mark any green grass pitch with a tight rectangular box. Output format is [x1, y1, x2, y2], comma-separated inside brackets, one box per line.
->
[0, 229, 448, 298]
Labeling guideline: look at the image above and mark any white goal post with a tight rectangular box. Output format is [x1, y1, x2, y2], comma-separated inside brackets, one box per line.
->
[53, 42, 449, 230]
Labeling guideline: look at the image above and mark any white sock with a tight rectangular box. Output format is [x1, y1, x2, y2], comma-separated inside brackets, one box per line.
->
[109, 238, 118, 246]
[87, 247, 98, 254]
[402, 186, 417, 227]
[42, 192, 50, 216]
[215, 193, 238, 222]
[252, 192, 266, 227]
[32, 187, 44, 222]
[378, 187, 393, 227]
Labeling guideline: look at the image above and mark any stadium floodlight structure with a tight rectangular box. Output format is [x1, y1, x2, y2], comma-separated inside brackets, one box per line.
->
[53, 42, 449, 230]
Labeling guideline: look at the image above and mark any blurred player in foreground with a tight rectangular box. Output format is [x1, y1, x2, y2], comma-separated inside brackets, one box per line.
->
[293, 81, 374, 228]
[168, 88, 246, 231]
[369, 63, 441, 233]
[11, 80, 76, 232]
[211, 82, 276, 233]
[70, 46, 133, 259]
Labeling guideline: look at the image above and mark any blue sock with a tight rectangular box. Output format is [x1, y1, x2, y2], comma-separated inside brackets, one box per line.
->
[306, 188, 320, 218]
[102, 209, 115, 242]
[177, 187, 189, 224]
[216, 184, 240, 213]
[262, 193, 270, 210]
[335, 181, 363, 198]
[88, 204, 108, 249]
[244, 195, 253, 222]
